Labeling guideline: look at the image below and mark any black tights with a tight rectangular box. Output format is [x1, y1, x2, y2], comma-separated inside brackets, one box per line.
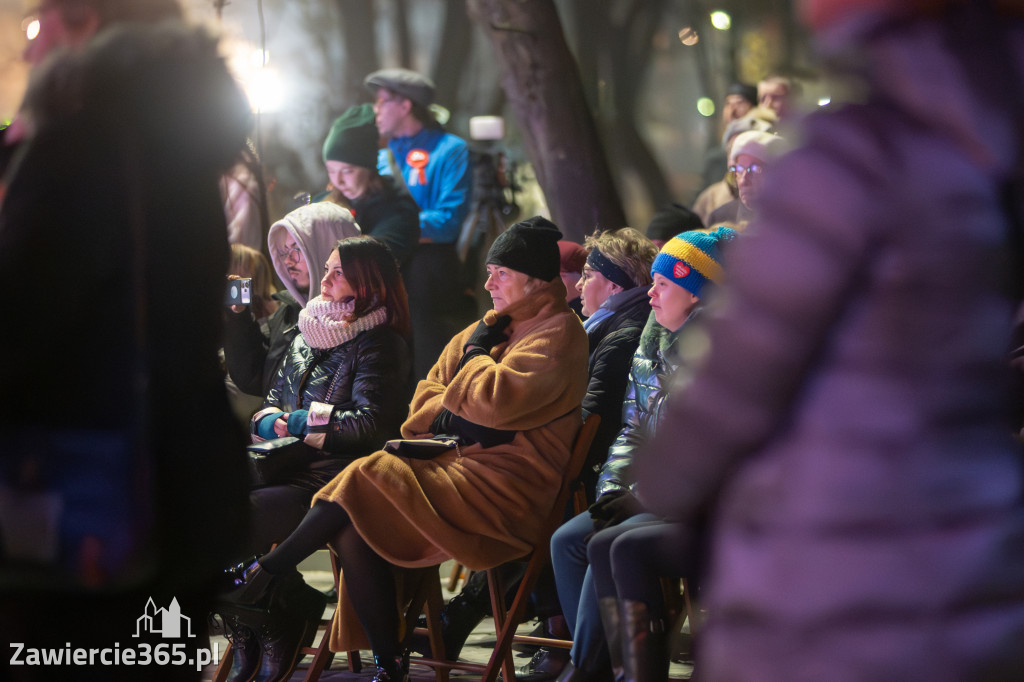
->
[260, 500, 402, 660]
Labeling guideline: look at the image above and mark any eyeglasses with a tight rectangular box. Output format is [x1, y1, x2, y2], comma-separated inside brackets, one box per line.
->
[275, 245, 301, 263]
[728, 163, 765, 179]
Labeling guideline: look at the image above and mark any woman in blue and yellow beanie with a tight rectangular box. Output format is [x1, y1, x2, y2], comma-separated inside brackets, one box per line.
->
[648, 225, 736, 330]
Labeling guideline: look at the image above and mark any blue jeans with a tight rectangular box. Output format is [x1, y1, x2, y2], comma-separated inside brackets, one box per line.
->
[550, 511, 658, 667]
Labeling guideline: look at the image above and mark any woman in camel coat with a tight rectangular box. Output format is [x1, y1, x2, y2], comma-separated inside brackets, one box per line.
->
[223, 216, 588, 682]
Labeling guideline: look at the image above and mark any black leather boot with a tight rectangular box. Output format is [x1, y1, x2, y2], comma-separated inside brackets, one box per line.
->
[619, 600, 667, 682]
[439, 592, 486, 660]
[251, 576, 327, 682]
[371, 650, 409, 681]
[597, 597, 624, 681]
[408, 590, 485, 660]
[221, 611, 261, 682]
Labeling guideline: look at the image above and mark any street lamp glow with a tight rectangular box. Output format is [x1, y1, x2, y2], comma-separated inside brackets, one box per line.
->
[249, 66, 284, 113]
[697, 97, 716, 117]
[710, 11, 732, 31]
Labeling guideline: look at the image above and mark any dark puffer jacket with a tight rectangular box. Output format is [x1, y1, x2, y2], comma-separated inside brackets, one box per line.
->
[579, 286, 652, 500]
[256, 325, 413, 465]
[596, 310, 689, 496]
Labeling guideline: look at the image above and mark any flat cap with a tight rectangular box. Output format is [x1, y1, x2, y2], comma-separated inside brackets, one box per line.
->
[364, 68, 435, 109]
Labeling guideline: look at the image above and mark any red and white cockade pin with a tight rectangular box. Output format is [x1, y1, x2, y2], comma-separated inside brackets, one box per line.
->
[407, 149, 429, 186]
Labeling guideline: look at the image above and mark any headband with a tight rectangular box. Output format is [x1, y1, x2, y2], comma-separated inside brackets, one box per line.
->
[586, 249, 636, 290]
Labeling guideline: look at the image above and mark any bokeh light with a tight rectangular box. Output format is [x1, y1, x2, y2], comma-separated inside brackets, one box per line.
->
[697, 97, 716, 117]
[710, 11, 732, 31]
[24, 18, 40, 41]
[678, 26, 699, 46]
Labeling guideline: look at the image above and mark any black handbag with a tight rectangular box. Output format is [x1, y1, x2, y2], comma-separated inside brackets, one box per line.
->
[247, 436, 317, 487]
[383, 436, 462, 460]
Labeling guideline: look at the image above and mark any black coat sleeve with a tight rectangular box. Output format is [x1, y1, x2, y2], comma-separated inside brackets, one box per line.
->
[223, 308, 271, 397]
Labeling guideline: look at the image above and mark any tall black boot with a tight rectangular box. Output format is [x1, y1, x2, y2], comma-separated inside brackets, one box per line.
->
[619, 600, 667, 682]
[597, 597, 624, 681]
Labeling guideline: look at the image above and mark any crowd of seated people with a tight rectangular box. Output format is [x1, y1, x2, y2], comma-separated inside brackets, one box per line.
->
[6, 2, 1024, 682]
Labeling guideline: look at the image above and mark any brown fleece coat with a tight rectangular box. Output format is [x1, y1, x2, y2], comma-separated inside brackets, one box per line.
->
[315, 278, 588, 651]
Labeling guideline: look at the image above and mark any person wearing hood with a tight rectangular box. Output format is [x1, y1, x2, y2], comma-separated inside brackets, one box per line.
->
[546, 227, 736, 682]
[221, 216, 588, 682]
[223, 202, 361, 398]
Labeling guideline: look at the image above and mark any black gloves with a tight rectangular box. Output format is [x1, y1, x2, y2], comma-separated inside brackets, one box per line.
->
[430, 408, 516, 448]
[588, 490, 645, 531]
[464, 315, 512, 354]
[451, 414, 516, 448]
[429, 408, 455, 436]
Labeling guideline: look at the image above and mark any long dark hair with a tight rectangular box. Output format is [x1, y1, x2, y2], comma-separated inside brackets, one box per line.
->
[335, 236, 412, 340]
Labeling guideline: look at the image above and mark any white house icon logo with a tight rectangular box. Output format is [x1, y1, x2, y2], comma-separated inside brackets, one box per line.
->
[133, 597, 194, 638]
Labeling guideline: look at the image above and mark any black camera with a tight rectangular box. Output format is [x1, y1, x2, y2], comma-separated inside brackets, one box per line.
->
[225, 278, 252, 306]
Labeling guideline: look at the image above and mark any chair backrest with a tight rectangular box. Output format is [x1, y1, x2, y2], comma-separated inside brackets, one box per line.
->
[547, 413, 601, 538]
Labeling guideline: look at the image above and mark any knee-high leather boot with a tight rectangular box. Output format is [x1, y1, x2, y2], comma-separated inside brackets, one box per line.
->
[619, 600, 667, 682]
[597, 597, 624, 681]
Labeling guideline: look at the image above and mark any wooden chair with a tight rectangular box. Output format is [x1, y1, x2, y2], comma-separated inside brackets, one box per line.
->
[409, 414, 601, 682]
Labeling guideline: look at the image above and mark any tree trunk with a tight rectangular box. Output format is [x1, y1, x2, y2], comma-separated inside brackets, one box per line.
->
[433, 2, 474, 108]
[467, 0, 626, 242]
[336, 0, 379, 106]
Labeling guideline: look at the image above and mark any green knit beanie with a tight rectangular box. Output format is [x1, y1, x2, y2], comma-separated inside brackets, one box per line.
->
[322, 104, 379, 168]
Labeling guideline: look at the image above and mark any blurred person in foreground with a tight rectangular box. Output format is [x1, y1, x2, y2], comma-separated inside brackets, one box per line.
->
[637, 1, 1024, 680]
[0, 18, 251, 681]
[1, 0, 183, 182]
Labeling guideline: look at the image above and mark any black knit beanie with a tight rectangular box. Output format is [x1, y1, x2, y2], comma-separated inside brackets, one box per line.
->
[486, 216, 563, 281]
[646, 203, 705, 244]
[322, 104, 379, 169]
